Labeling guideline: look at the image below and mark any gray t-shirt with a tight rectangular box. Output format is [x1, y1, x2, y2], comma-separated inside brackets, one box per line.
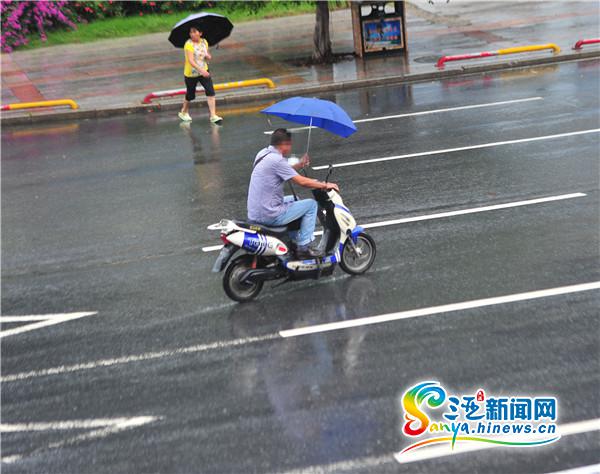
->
[247, 146, 298, 222]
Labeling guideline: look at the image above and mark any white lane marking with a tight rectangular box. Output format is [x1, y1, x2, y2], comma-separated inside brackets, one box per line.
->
[545, 464, 600, 474]
[362, 192, 586, 228]
[312, 128, 600, 170]
[279, 281, 600, 337]
[1, 416, 159, 464]
[274, 418, 600, 473]
[201, 192, 587, 253]
[4, 282, 597, 383]
[1, 333, 278, 383]
[263, 97, 544, 134]
[203, 244, 228, 252]
[273, 454, 392, 473]
[0, 312, 98, 338]
[395, 418, 600, 464]
[1, 316, 54, 322]
[0, 417, 157, 432]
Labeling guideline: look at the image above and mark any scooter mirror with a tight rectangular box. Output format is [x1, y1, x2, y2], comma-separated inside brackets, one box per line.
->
[325, 164, 333, 183]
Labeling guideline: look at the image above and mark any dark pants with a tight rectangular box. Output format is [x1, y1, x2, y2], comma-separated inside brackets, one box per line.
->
[184, 75, 215, 101]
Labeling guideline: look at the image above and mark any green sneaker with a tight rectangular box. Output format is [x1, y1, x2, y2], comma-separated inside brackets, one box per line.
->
[210, 115, 223, 124]
[178, 112, 192, 122]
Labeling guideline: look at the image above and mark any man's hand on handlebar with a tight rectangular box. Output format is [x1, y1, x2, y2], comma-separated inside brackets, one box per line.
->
[290, 174, 339, 192]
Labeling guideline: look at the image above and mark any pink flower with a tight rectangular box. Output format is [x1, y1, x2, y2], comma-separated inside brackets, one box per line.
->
[1, 0, 78, 52]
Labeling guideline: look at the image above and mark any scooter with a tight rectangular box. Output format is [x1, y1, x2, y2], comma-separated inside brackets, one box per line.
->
[208, 167, 376, 302]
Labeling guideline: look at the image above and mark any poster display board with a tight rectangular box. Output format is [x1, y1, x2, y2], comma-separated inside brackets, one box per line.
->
[351, 2, 407, 57]
[362, 16, 404, 52]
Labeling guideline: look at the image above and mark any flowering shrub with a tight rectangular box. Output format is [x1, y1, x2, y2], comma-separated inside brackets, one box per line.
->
[1, 1, 77, 52]
[0, 1, 213, 52]
[0, 1, 322, 53]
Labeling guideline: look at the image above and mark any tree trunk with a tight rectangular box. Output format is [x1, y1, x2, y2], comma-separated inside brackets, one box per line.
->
[313, 1, 332, 63]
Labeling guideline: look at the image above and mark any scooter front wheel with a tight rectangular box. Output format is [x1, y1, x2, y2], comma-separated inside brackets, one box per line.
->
[223, 255, 264, 302]
[340, 232, 376, 275]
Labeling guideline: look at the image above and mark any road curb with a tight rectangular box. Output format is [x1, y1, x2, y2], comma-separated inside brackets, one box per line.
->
[2, 50, 599, 127]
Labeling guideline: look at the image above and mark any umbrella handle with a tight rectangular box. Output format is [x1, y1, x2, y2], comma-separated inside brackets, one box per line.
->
[303, 116, 312, 178]
[306, 116, 312, 155]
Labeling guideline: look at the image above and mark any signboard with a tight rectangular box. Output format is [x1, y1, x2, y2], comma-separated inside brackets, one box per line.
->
[362, 16, 404, 52]
[351, 2, 407, 57]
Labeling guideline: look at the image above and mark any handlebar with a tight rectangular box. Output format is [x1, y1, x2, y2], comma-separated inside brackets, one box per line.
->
[325, 164, 333, 183]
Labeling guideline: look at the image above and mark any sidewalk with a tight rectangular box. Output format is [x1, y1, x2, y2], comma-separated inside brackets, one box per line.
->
[1, 1, 598, 123]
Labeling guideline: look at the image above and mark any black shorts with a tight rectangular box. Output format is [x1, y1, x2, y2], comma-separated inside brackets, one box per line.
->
[184, 75, 215, 101]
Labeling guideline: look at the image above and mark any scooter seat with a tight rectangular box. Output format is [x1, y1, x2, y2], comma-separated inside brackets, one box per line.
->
[235, 220, 289, 236]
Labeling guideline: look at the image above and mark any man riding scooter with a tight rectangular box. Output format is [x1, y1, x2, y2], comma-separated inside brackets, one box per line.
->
[247, 128, 340, 259]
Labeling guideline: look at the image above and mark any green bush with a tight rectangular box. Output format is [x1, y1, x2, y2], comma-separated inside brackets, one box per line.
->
[9, 1, 349, 51]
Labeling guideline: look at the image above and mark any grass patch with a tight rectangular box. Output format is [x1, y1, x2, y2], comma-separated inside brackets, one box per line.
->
[21, 2, 347, 50]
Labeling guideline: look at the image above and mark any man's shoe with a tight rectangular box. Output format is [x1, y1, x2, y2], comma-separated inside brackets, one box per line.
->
[210, 115, 223, 124]
[179, 112, 192, 122]
[295, 245, 323, 260]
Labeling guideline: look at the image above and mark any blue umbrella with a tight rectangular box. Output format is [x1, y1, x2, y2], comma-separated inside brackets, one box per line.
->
[261, 97, 357, 153]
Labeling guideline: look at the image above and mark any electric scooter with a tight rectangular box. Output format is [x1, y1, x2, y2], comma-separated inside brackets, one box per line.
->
[208, 167, 376, 302]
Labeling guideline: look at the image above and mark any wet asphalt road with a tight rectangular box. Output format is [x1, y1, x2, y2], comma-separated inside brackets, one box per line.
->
[1, 59, 599, 473]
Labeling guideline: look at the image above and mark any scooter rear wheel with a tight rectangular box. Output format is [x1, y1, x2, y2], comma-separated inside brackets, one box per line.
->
[223, 255, 264, 302]
[340, 232, 376, 275]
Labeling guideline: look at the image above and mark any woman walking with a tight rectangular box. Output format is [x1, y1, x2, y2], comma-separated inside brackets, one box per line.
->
[179, 27, 223, 124]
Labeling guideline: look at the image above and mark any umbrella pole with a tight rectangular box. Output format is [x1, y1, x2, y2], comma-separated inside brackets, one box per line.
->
[306, 117, 312, 155]
[302, 117, 313, 178]
[298, 117, 312, 178]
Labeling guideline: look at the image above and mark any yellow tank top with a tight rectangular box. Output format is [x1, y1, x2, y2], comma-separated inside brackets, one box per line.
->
[183, 38, 208, 77]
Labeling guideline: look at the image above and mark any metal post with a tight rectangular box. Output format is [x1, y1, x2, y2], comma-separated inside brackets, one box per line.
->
[306, 116, 313, 154]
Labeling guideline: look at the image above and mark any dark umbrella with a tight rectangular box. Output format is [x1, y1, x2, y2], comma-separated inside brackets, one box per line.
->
[168, 12, 233, 48]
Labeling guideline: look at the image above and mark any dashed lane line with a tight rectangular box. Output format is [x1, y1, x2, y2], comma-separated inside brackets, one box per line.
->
[312, 129, 600, 170]
[263, 97, 544, 134]
[1, 416, 160, 464]
[201, 192, 587, 252]
[1, 334, 279, 383]
[4, 281, 599, 382]
[272, 418, 600, 472]
[279, 281, 600, 337]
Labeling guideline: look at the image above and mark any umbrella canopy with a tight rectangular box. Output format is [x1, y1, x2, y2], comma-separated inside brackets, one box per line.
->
[168, 12, 233, 48]
[261, 97, 357, 138]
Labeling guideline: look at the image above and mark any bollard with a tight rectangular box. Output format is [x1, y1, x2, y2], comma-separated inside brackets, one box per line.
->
[1, 99, 79, 112]
[437, 43, 560, 68]
[573, 38, 600, 50]
[142, 78, 276, 104]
